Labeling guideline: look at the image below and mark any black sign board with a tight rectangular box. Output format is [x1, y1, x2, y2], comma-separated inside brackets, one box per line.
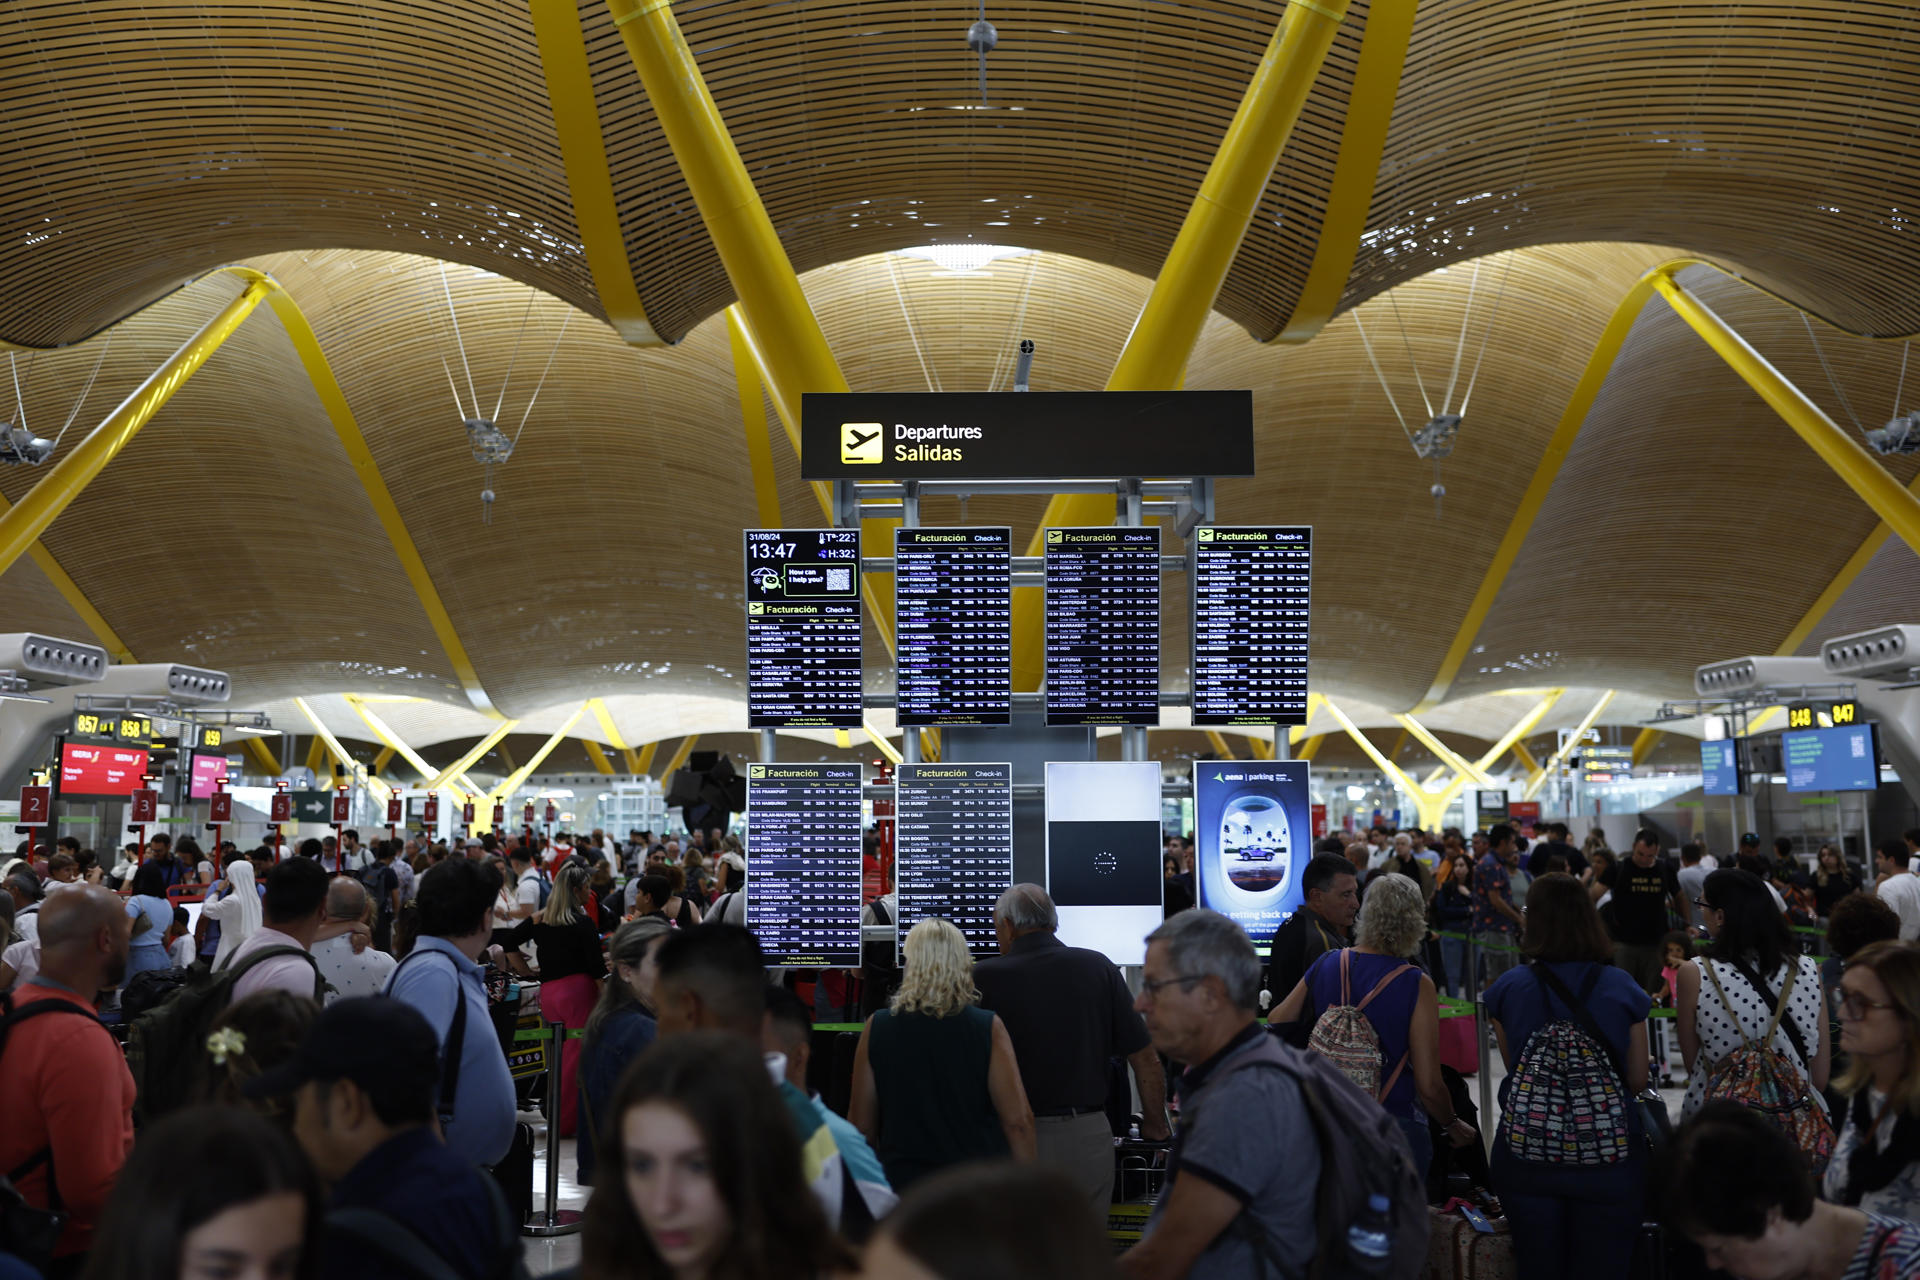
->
[744, 764, 863, 966]
[68, 711, 155, 747]
[744, 528, 864, 728]
[1044, 527, 1161, 726]
[1191, 526, 1312, 726]
[895, 527, 1013, 727]
[894, 763, 1015, 958]
[800, 391, 1255, 480]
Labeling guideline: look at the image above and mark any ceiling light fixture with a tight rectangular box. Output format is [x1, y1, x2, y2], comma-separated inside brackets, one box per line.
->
[895, 243, 1033, 274]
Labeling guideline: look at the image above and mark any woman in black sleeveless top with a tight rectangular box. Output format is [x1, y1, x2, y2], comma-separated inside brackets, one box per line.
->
[851, 917, 1036, 1191]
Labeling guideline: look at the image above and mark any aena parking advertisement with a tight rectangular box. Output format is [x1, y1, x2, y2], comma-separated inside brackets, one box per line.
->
[1194, 760, 1312, 949]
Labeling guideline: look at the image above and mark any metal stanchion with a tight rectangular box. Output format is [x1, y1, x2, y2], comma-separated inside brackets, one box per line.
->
[524, 1020, 582, 1238]
[1468, 936, 1494, 1153]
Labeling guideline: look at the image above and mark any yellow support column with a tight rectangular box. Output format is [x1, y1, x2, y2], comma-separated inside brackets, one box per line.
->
[243, 737, 282, 778]
[728, 310, 784, 529]
[656, 735, 701, 780]
[0, 279, 270, 577]
[422, 721, 520, 793]
[1392, 713, 1491, 785]
[1010, 0, 1353, 688]
[490, 703, 592, 802]
[1523, 691, 1616, 801]
[1298, 734, 1326, 762]
[371, 746, 396, 776]
[1630, 728, 1664, 767]
[584, 741, 616, 776]
[1205, 731, 1239, 761]
[635, 741, 659, 774]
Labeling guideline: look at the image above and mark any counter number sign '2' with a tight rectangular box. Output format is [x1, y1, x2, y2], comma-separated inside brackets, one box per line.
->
[19, 786, 50, 826]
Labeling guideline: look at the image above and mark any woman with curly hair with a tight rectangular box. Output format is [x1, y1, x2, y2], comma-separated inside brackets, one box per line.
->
[581, 1032, 854, 1280]
[850, 917, 1034, 1191]
[1270, 872, 1475, 1175]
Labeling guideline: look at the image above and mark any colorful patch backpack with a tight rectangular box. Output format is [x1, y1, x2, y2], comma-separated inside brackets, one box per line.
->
[1306, 948, 1416, 1100]
[1700, 959, 1836, 1174]
[1502, 965, 1633, 1166]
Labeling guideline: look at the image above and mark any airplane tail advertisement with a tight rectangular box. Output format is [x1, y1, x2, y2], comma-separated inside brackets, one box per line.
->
[1194, 760, 1312, 950]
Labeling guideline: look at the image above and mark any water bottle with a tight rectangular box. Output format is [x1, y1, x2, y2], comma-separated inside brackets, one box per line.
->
[1345, 1193, 1394, 1273]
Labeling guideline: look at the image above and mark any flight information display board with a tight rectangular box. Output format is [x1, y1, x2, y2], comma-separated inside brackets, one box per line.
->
[894, 763, 1014, 957]
[744, 529, 863, 728]
[745, 764, 863, 965]
[895, 527, 1013, 726]
[1044, 527, 1161, 726]
[1701, 739, 1744, 796]
[1192, 526, 1312, 726]
[1784, 724, 1880, 793]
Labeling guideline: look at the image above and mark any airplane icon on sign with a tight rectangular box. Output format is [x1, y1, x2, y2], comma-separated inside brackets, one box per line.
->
[840, 422, 883, 464]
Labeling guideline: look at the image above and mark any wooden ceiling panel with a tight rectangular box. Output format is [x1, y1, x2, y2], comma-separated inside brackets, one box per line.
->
[1451, 264, 1920, 700]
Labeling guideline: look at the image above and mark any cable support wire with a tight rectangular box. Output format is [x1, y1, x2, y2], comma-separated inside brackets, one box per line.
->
[1455, 254, 1515, 418]
[440, 260, 480, 419]
[887, 255, 941, 393]
[1351, 310, 1418, 452]
[7, 333, 112, 459]
[1802, 311, 1868, 436]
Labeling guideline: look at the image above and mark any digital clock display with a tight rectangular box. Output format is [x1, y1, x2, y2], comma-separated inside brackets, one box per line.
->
[743, 529, 864, 728]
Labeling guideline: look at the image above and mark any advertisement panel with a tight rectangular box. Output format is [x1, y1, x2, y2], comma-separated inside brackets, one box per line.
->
[1044, 761, 1163, 966]
[1194, 760, 1312, 955]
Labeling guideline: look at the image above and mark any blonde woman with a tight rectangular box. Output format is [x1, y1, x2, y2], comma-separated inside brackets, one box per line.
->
[503, 862, 606, 1137]
[851, 917, 1035, 1190]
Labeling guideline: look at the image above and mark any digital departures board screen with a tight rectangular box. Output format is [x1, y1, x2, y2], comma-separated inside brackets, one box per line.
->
[744, 529, 864, 729]
[1192, 526, 1312, 727]
[894, 527, 1013, 727]
[894, 763, 1015, 958]
[1044, 527, 1162, 727]
[745, 764, 864, 966]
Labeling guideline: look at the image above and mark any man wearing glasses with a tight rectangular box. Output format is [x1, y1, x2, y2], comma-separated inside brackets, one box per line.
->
[1120, 910, 1319, 1279]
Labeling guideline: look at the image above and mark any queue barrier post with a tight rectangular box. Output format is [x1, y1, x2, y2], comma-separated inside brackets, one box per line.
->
[1467, 935, 1494, 1154]
[524, 1019, 583, 1238]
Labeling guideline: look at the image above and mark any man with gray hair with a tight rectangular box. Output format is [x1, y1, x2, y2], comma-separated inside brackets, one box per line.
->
[1120, 909, 1320, 1279]
[974, 883, 1168, 1213]
[311, 874, 395, 1003]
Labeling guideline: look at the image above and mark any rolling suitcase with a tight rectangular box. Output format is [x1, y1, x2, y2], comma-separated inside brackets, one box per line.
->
[1426, 1205, 1517, 1280]
[487, 1121, 536, 1230]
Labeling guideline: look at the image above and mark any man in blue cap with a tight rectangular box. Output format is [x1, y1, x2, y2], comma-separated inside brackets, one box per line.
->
[247, 995, 520, 1280]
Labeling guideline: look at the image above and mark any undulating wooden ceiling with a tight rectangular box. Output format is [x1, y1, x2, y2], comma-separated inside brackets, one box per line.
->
[0, 0, 1917, 757]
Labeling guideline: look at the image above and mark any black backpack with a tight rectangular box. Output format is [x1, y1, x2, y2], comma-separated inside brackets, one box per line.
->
[327, 1175, 528, 1280]
[125, 944, 325, 1125]
[0, 995, 103, 1271]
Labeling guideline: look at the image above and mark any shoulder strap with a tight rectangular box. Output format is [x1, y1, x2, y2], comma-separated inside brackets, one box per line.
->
[327, 1209, 467, 1280]
[222, 944, 319, 982]
[870, 896, 891, 926]
[387, 948, 468, 1119]
[1353, 961, 1418, 1014]
[0, 996, 98, 1199]
[1702, 959, 1757, 1053]
[1531, 964, 1632, 1096]
[1726, 958, 1812, 1064]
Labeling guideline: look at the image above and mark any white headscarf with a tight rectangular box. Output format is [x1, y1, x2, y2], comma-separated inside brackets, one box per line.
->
[210, 859, 263, 970]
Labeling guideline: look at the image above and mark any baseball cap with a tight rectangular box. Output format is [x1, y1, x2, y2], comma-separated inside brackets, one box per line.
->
[1739, 832, 1761, 846]
[244, 996, 440, 1103]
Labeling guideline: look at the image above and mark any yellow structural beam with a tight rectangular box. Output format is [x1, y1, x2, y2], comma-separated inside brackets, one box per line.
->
[1012, 0, 1352, 690]
[728, 310, 784, 529]
[727, 307, 900, 658]
[423, 719, 520, 793]
[242, 736, 282, 778]
[1524, 690, 1616, 801]
[584, 698, 647, 774]
[1287, 692, 1330, 745]
[1416, 259, 1920, 713]
[1249, 734, 1275, 761]
[1321, 696, 1448, 829]
[1271, 0, 1421, 344]
[246, 273, 499, 717]
[342, 694, 482, 797]
[0, 493, 137, 663]
[919, 730, 942, 763]
[292, 695, 374, 796]
[1511, 741, 1542, 777]
[0, 279, 270, 579]
[526, 0, 660, 345]
[863, 722, 902, 766]
[1205, 730, 1239, 761]
[1651, 272, 1920, 558]
[371, 746, 396, 775]
[656, 735, 701, 781]
[635, 740, 659, 774]
[584, 740, 616, 776]
[1298, 734, 1325, 762]
[1392, 713, 1491, 785]
[1631, 728, 1664, 767]
[304, 736, 330, 777]
[490, 702, 592, 802]
[1429, 689, 1568, 817]
[1748, 705, 1786, 735]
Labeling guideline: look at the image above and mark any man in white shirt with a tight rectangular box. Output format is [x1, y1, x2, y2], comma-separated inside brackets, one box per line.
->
[227, 858, 328, 1003]
[1875, 838, 1920, 941]
[311, 877, 395, 1004]
[337, 830, 373, 873]
[507, 846, 544, 921]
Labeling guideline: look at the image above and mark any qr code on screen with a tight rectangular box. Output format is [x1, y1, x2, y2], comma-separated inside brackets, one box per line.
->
[826, 567, 852, 592]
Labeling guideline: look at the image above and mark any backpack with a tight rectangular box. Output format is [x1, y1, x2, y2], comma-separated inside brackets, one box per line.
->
[1188, 1030, 1428, 1280]
[327, 1172, 528, 1280]
[1700, 959, 1836, 1173]
[1305, 949, 1415, 1101]
[0, 995, 99, 1271]
[1501, 965, 1633, 1166]
[125, 944, 325, 1126]
[521, 869, 550, 911]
